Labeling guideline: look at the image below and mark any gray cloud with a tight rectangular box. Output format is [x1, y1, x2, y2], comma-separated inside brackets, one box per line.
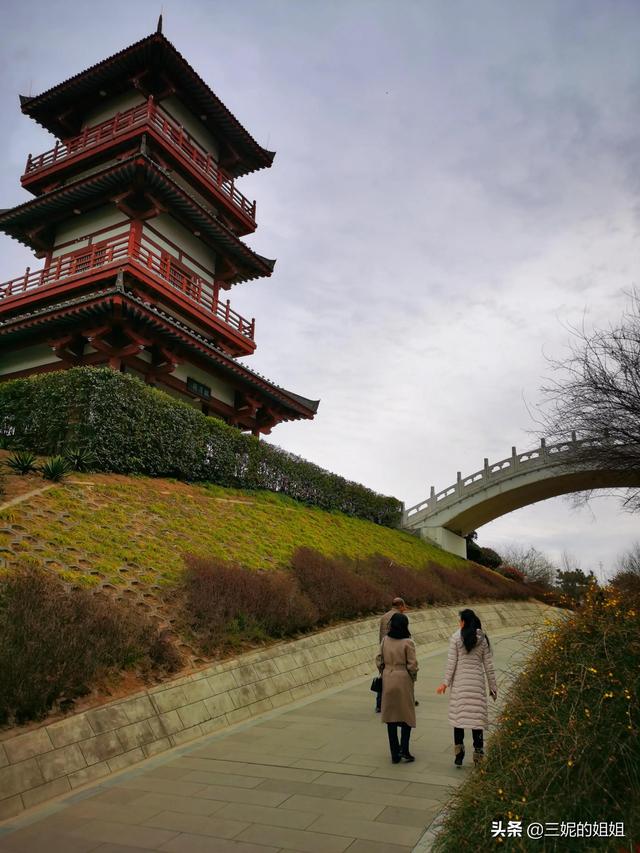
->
[2, 0, 640, 575]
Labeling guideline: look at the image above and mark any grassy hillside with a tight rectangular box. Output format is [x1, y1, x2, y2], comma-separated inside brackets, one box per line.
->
[0, 468, 465, 593]
[0, 456, 535, 723]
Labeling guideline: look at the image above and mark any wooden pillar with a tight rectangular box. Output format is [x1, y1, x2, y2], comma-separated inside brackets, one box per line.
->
[128, 219, 143, 257]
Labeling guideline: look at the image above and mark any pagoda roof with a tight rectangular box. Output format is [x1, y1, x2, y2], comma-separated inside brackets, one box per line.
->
[0, 282, 319, 419]
[19, 32, 275, 178]
[0, 154, 275, 286]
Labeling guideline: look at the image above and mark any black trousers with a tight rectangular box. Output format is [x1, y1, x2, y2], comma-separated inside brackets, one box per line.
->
[454, 727, 483, 750]
[387, 722, 411, 755]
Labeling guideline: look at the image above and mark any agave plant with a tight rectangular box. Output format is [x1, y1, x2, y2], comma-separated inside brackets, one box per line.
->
[64, 447, 96, 472]
[5, 451, 38, 475]
[40, 455, 72, 482]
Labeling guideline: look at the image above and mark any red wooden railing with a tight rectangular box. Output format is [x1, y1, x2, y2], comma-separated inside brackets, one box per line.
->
[0, 231, 255, 341]
[23, 98, 257, 222]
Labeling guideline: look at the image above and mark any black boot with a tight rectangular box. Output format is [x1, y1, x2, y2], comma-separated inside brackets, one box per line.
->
[400, 724, 415, 762]
[387, 724, 401, 763]
[454, 744, 465, 766]
[472, 729, 484, 766]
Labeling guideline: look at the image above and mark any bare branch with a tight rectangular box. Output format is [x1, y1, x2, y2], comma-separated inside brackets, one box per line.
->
[539, 291, 640, 510]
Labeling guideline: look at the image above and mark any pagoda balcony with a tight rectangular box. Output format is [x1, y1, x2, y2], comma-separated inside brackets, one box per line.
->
[22, 98, 257, 232]
[0, 231, 255, 353]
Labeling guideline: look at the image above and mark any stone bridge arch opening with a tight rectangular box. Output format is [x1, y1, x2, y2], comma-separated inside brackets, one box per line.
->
[402, 436, 640, 558]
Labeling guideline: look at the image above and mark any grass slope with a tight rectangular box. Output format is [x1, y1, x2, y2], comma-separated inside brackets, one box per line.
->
[0, 468, 466, 591]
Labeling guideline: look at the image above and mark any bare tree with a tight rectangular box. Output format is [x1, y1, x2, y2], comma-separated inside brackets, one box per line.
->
[559, 550, 582, 574]
[541, 293, 640, 510]
[500, 544, 556, 587]
[617, 541, 640, 575]
[611, 541, 640, 595]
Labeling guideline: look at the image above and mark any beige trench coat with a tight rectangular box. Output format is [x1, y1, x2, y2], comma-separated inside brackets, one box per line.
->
[378, 608, 401, 642]
[376, 637, 419, 727]
[443, 629, 497, 729]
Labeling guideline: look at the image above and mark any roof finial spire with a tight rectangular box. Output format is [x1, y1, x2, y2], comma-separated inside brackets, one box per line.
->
[157, 10, 163, 33]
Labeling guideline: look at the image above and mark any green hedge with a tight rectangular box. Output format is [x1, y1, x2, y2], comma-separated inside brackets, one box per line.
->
[0, 368, 402, 527]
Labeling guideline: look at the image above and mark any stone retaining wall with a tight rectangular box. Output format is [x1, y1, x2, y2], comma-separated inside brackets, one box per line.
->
[0, 600, 554, 820]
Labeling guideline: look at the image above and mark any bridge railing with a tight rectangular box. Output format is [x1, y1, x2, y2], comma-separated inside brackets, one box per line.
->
[403, 434, 606, 524]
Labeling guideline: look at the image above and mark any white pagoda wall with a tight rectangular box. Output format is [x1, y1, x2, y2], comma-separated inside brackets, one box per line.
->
[52, 207, 127, 257]
[81, 92, 146, 129]
[145, 215, 216, 282]
[160, 96, 220, 160]
[173, 362, 236, 407]
[0, 344, 59, 377]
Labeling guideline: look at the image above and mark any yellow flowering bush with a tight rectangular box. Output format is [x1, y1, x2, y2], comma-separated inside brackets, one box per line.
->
[433, 583, 640, 852]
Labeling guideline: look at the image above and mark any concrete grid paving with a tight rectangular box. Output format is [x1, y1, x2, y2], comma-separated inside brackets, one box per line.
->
[0, 629, 533, 853]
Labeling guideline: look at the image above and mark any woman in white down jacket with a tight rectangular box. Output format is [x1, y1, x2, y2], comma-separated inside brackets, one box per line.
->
[436, 608, 497, 767]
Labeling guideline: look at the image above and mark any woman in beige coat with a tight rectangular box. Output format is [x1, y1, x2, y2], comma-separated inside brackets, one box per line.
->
[436, 609, 497, 767]
[376, 612, 419, 763]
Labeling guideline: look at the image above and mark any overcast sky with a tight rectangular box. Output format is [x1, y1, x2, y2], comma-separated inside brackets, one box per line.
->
[2, 0, 639, 578]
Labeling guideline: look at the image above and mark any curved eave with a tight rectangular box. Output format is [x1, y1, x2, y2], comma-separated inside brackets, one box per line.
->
[0, 155, 275, 285]
[19, 33, 274, 177]
[0, 285, 318, 420]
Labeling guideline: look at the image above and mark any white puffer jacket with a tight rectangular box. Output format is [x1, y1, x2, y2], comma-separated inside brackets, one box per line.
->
[443, 629, 497, 729]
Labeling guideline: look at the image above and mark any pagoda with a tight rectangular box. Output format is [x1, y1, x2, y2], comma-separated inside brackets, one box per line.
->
[0, 21, 318, 436]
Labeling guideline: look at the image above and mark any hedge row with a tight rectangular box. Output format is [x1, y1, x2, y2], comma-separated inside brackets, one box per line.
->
[184, 548, 532, 654]
[0, 368, 402, 526]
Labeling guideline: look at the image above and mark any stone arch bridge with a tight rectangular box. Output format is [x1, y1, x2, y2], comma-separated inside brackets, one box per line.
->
[402, 434, 640, 558]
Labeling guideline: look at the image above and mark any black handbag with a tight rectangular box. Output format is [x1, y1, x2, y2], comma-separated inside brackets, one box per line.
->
[371, 637, 385, 693]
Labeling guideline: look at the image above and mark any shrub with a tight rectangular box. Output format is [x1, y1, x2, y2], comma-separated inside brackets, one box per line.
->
[360, 555, 457, 606]
[291, 548, 387, 621]
[0, 368, 402, 527]
[184, 556, 317, 652]
[466, 540, 503, 569]
[431, 563, 529, 601]
[610, 570, 640, 597]
[0, 564, 181, 724]
[182, 548, 540, 658]
[5, 450, 38, 475]
[40, 455, 71, 482]
[432, 584, 640, 851]
[498, 564, 526, 583]
[147, 629, 185, 673]
[479, 546, 503, 570]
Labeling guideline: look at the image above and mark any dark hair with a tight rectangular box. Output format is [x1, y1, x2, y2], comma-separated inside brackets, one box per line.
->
[388, 612, 411, 639]
[459, 608, 490, 652]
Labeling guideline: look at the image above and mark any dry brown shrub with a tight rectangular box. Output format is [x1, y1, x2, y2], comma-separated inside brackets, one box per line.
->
[0, 564, 173, 724]
[183, 548, 536, 658]
[435, 562, 530, 601]
[184, 556, 317, 653]
[291, 548, 387, 621]
[360, 555, 457, 605]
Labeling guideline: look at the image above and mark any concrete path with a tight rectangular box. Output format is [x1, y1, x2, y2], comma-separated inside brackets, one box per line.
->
[0, 628, 534, 853]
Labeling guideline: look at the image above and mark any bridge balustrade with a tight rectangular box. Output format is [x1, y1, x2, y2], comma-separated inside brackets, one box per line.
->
[403, 434, 606, 524]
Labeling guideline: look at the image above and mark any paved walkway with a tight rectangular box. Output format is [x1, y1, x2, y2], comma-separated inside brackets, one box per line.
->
[0, 628, 534, 853]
